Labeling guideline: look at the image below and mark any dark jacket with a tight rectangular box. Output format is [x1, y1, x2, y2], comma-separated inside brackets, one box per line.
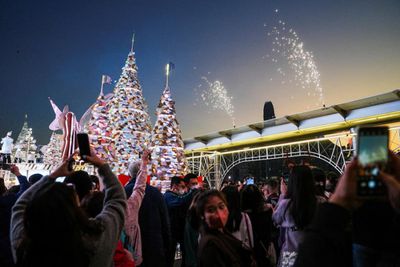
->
[164, 189, 194, 242]
[0, 175, 29, 267]
[353, 201, 400, 251]
[294, 202, 352, 267]
[246, 208, 273, 267]
[184, 219, 199, 267]
[198, 228, 254, 267]
[125, 181, 171, 267]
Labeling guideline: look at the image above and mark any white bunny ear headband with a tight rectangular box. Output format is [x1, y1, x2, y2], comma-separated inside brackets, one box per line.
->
[7, 131, 12, 136]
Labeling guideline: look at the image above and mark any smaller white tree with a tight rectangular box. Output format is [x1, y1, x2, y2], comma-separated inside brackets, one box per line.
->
[42, 132, 63, 166]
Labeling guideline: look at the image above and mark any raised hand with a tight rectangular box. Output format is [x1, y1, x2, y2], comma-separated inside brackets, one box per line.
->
[83, 148, 106, 168]
[49, 159, 74, 179]
[380, 152, 400, 213]
[329, 158, 361, 210]
[141, 149, 151, 165]
[10, 165, 22, 177]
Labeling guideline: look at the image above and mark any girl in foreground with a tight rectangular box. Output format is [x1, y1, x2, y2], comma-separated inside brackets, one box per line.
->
[196, 190, 255, 267]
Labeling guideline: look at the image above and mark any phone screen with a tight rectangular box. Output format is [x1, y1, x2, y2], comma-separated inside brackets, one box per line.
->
[356, 126, 388, 197]
[247, 177, 254, 185]
[77, 133, 91, 157]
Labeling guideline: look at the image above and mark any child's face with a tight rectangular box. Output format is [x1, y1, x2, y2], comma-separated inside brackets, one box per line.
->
[203, 196, 229, 230]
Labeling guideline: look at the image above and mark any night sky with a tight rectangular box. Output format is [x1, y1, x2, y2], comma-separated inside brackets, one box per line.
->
[1, 0, 399, 144]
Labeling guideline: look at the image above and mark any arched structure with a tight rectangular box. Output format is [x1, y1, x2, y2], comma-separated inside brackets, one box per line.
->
[185, 90, 400, 189]
[187, 133, 354, 189]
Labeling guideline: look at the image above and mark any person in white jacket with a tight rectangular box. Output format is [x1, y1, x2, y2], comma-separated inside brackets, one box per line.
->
[1, 132, 13, 164]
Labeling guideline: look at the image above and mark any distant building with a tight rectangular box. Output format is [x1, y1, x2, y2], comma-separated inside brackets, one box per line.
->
[263, 101, 275, 121]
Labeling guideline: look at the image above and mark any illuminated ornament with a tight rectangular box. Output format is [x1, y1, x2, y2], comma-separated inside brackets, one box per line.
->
[48, 98, 92, 161]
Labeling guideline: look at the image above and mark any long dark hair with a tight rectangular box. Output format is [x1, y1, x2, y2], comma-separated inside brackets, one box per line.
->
[240, 184, 265, 213]
[187, 191, 203, 231]
[221, 185, 242, 232]
[286, 165, 317, 229]
[18, 183, 101, 267]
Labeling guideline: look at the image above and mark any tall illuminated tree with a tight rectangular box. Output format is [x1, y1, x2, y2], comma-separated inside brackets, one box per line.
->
[107, 36, 152, 174]
[150, 63, 187, 181]
[88, 75, 115, 161]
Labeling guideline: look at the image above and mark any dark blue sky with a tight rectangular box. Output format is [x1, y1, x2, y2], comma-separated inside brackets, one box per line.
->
[1, 0, 399, 144]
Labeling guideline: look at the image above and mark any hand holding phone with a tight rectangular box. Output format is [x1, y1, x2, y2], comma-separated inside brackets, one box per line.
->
[356, 126, 388, 198]
[77, 133, 91, 158]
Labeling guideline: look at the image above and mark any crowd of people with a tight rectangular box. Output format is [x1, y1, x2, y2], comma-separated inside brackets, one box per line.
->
[1, 145, 400, 267]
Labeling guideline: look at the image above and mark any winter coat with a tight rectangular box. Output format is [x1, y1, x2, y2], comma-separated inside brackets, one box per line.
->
[11, 164, 126, 267]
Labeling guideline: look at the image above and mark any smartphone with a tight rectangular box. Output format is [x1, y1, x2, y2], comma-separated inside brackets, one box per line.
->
[356, 126, 388, 197]
[1, 163, 10, 170]
[247, 177, 254, 185]
[77, 133, 91, 158]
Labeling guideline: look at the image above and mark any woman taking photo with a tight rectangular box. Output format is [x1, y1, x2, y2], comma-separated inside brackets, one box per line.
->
[273, 165, 319, 267]
[10, 150, 126, 267]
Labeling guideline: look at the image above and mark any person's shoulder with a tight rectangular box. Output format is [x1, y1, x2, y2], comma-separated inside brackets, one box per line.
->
[145, 185, 163, 196]
[163, 189, 174, 195]
[199, 232, 220, 248]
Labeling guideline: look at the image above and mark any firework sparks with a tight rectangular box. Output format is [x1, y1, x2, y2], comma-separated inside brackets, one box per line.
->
[196, 76, 235, 127]
[266, 12, 325, 106]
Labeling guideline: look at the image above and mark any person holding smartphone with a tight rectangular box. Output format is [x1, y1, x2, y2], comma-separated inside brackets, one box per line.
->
[294, 152, 400, 267]
[10, 148, 127, 267]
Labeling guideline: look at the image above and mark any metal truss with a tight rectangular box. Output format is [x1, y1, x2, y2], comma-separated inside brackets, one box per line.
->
[187, 133, 354, 189]
[188, 127, 400, 188]
[186, 151, 219, 189]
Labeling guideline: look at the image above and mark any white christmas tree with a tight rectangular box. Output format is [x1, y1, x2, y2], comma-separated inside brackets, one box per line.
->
[14, 115, 37, 162]
[107, 36, 152, 174]
[150, 63, 187, 181]
[42, 131, 63, 166]
[88, 75, 115, 161]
